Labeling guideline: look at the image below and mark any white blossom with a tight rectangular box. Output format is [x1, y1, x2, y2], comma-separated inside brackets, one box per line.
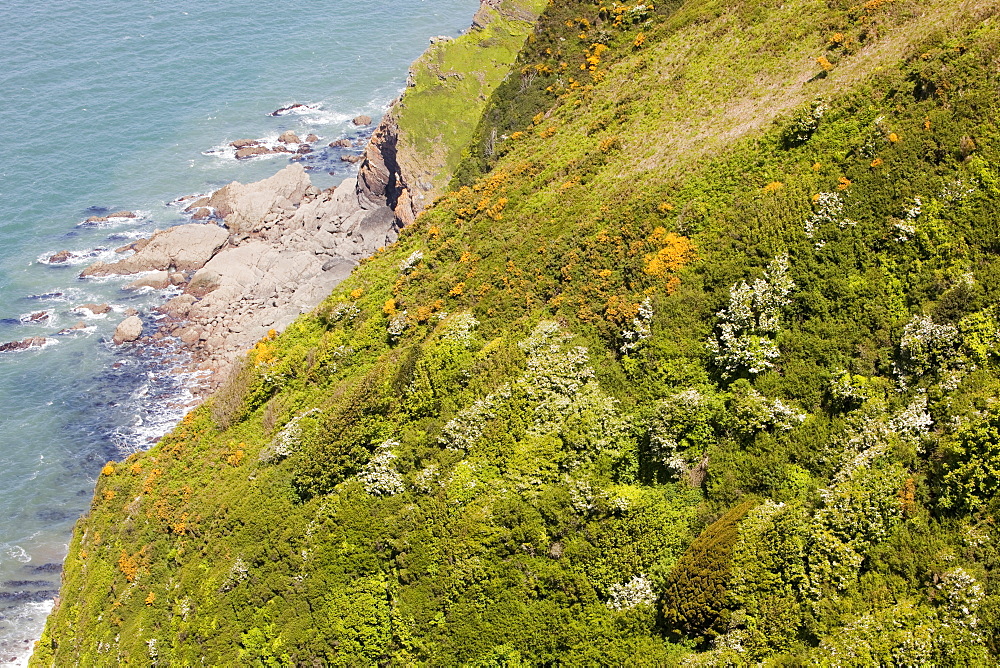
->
[709, 256, 795, 376]
[399, 250, 423, 273]
[358, 440, 405, 496]
[607, 575, 657, 610]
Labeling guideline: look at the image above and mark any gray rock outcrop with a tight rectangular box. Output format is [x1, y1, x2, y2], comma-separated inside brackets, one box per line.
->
[206, 164, 311, 236]
[81, 224, 228, 277]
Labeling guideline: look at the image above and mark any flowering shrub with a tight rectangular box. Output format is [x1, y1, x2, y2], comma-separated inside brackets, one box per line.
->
[259, 409, 320, 463]
[399, 250, 423, 273]
[642, 228, 696, 282]
[708, 255, 795, 377]
[439, 321, 623, 463]
[804, 192, 850, 237]
[357, 440, 404, 496]
[387, 310, 409, 343]
[938, 406, 1000, 512]
[647, 388, 723, 478]
[727, 380, 806, 436]
[897, 314, 960, 379]
[620, 297, 653, 353]
[784, 99, 827, 145]
[221, 555, 249, 592]
[441, 311, 479, 344]
[606, 575, 656, 610]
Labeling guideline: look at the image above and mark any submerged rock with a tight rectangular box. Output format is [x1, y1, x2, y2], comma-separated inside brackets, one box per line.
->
[47, 250, 73, 264]
[235, 146, 273, 160]
[0, 337, 48, 352]
[229, 139, 260, 149]
[75, 303, 111, 315]
[57, 322, 88, 335]
[352, 115, 372, 126]
[269, 103, 313, 116]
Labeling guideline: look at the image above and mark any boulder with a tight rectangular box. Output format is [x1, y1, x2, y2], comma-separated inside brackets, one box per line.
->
[305, 134, 319, 143]
[328, 138, 352, 148]
[206, 164, 311, 235]
[340, 154, 364, 164]
[352, 115, 372, 126]
[186, 269, 222, 298]
[76, 303, 111, 315]
[127, 271, 171, 290]
[296, 145, 313, 154]
[230, 139, 260, 148]
[277, 131, 301, 144]
[109, 211, 137, 218]
[160, 294, 197, 317]
[115, 238, 149, 254]
[23, 311, 49, 323]
[85, 216, 108, 224]
[80, 223, 229, 277]
[191, 207, 212, 220]
[48, 250, 73, 263]
[113, 316, 143, 344]
[178, 327, 201, 345]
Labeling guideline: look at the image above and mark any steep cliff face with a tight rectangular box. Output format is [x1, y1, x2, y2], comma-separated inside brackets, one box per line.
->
[34, 0, 1000, 664]
[357, 0, 546, 224]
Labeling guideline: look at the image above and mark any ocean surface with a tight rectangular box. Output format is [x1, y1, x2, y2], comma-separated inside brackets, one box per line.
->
[0, 0, 478, 662]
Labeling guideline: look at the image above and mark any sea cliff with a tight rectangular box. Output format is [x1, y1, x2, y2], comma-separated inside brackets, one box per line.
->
[34, 0, 1000, 664]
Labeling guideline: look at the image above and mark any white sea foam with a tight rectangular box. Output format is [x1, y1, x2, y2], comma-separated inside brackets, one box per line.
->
[17, 311, 52, 326]
[35, 246, 117, 267]
[2, 599, 54, 667]
[1, 545, 31, 564]
[269, 102, 323, 116]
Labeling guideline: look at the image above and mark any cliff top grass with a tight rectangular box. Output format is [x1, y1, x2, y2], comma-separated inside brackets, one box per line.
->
[392, 0, 547, 210]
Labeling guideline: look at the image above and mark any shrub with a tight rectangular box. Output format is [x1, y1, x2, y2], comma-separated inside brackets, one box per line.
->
[660, 499, 757, 643]
[708, 255, 795, 377]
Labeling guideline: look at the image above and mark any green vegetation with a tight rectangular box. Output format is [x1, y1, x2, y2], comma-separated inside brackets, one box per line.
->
[393, 0, 547, 210]
[33, 0, 1000, 664]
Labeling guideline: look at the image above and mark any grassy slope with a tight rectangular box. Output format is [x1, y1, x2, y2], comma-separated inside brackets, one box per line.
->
[393, 0, 547, 212]
[34, 0, 1000, 664]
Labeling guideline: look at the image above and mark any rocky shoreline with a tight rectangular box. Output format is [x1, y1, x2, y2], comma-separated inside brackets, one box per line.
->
[77, 143, 406, 394]
[7, 0, 530, 401]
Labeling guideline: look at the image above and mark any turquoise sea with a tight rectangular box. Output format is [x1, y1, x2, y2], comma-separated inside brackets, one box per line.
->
[0, 0, 478, 662]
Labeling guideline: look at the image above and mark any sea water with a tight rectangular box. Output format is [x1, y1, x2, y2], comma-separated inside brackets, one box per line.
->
[0, 0, 479, 662]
